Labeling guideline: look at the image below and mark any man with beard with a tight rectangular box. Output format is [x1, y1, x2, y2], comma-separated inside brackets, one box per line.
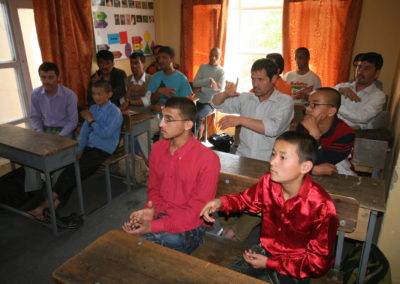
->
[334, 52, 386, 129]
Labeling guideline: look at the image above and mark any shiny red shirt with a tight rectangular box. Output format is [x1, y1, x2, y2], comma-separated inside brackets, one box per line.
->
[148, 135, 220, 233]
[220, 173, 338, 278]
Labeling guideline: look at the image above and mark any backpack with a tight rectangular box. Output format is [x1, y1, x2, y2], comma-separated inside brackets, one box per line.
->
[208, 133, 234, 153]
[342, 243, 391, 284]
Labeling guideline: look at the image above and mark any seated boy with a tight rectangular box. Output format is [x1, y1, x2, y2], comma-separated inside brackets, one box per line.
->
[122, 97, 220, 254]
[27, 80, 123, 227]
[200, 131, 338, 283]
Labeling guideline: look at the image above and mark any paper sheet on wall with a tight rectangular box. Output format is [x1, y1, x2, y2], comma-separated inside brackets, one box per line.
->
[91, 0, 155, 60]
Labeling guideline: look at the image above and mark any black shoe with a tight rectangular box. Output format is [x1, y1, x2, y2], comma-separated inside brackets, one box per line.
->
[43, 209, 83, 229]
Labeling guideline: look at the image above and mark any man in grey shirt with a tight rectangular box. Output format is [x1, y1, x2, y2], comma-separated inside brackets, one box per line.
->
[212, 58, 293, 162]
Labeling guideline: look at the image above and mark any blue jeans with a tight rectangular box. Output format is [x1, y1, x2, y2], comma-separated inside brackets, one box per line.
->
[140, 216, 206, 254]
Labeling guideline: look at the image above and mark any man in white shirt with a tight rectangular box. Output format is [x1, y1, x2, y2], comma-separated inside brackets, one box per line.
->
[284, 47, 322, 100]
[212, 58, 294, 162]
[334, 52, 386, 129]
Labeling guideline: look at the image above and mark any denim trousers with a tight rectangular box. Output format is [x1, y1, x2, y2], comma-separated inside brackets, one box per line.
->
[140, 216, 206, 255]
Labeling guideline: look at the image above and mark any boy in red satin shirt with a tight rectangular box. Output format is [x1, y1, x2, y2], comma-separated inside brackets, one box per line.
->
[201, 131, 338, 283]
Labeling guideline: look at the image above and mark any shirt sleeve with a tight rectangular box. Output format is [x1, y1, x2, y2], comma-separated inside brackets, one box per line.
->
[212, 94, 242, 114]
[59, 91, 78, 137]
[140, 90, 152, 107]
[192, 65, 210, 88]
[77, 121, 89, 152]
[30, 92, 44, 132]
[91, 106, 122, 139]
[314, 75, 322, 89]
[150, 153, 221, 233]
[317, 133, 354, 165]
[266, 204, 338, 278]
[146, 145, 164, 218]
[177, 75, 193, 97]
[262, 96, 294, 136]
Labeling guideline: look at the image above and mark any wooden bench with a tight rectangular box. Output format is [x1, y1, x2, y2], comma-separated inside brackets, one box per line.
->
[193, 194, 359, 284]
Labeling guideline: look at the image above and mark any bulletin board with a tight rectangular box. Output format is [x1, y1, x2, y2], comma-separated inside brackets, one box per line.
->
[91, 0, 156, 60]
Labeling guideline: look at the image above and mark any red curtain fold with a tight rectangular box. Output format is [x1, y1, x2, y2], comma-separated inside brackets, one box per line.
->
[282, 0, 363, 87]
[32, 0, 94, 107]
[181, 0, 229, 81]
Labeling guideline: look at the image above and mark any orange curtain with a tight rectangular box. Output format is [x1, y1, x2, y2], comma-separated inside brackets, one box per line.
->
[32, 0, 94, 107]
[282, 0, 363, 87]
[181, 0, 229, 81]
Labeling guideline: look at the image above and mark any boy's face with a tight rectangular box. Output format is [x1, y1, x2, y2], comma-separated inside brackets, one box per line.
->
[270, 140, 310, 186]
[159, 107, 192, 139]
[157, 52, 173, 71]
[91, 86, 112, 107]
[305, 91, 335, 120]
[295, 52, 309, 70]
[39, 70, 59, 94]
[97, 58, 114, 75]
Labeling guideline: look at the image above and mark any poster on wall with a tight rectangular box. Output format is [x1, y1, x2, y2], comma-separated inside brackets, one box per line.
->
[91, 0, 155, 60]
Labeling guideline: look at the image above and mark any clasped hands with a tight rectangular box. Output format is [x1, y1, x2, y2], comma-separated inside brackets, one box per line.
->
[122, 201, 154, 235]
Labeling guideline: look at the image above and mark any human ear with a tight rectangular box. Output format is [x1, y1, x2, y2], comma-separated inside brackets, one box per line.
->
[184, 120, 194, 131]
[300, 161, 313, 174]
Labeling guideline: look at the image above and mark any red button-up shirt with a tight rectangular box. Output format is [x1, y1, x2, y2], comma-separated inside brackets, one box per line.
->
[148, 135, 220, 233]
[220, 173, 338, 278]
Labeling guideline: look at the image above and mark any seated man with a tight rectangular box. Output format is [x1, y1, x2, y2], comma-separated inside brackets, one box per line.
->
[122, 97, 220, 254]
[87, 50, 127, 106]
[284, 47, 322, 100]
[334, 52, 386, 129]
[27, 80, 123, 226]
[27, 62, 78, 192]
[120, 52, 152, 114]
[30, 62, 78, 138]
[192, 47, 225, 137]
[201, 131, 338, 283]
[297, 87, 355, 176]
[266, 53, 291, 96]
[146, 45, 180, 75]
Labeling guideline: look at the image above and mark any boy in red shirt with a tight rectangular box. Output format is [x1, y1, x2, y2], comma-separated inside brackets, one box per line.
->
[201, 131, 338, 283]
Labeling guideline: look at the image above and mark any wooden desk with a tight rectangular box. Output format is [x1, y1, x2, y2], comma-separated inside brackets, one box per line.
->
[215, 151, 386, 284]
[0, 124, 84, 236]
[52, 230, 265, 284]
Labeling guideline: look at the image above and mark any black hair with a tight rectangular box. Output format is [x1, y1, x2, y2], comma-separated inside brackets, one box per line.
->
[315, 87, 341, 110]
[251, 58, 278, 80]
[276, 131, 318, 164]
[92, 79, 112, 94]
[359, 52, 383, 70]
[164, 97, 196, 123]
[266, 53, 284, 75]
[96, 49, 114, 61]
[158, 46, 175, 58]
[38, 62, 59, 76]
[295, 47, 310, 58]
[353, 53, 365, 64]
[129, 52, 145, 63]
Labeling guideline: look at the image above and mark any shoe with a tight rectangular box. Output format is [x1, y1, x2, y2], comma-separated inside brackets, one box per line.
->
[43, 209, 83, 229]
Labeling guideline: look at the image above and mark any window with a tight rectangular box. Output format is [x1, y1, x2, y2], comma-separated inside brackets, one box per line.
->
[0, 0, 41, 126]
[224, 0, 283, 91]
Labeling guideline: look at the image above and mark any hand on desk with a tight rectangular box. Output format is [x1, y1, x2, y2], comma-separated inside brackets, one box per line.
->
[312, 163, 338, 175]
[200, 198, 222, 223]
[243, 249, 268, 269]
[122, 201, 154, 235]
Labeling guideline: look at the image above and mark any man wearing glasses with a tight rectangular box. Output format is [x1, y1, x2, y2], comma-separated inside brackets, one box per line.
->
[297, 87, 355, 176]
[122, 97, 220, 254]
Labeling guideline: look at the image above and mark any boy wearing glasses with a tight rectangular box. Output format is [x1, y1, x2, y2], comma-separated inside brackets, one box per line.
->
[297, 87, 355, 176]
[122, 97, 220, 254]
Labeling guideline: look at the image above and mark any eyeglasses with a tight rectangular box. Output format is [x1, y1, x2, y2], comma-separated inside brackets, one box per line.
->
[159, 113, 189, 123]
[304, 102, 334, 108]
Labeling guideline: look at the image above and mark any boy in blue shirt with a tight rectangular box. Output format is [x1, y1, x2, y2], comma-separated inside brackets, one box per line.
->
[27, 80, 123, 227]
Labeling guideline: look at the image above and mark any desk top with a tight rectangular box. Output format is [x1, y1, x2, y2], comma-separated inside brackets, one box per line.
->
[52, 230, 265, 284]
[215, 151, 386, 213]
[122, 112, 154, 132]
[0, 124, 77, 157]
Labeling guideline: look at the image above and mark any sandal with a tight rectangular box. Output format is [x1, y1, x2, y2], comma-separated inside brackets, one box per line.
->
[43, 209, 83, 229]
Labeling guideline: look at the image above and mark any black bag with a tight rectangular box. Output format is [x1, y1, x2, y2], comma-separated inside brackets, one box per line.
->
[342, 243, 391, 284]
[208, 133, 234, 153]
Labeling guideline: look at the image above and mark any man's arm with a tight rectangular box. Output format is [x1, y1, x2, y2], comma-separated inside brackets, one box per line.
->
[192, 65, 209, 88]
[59, 91, 78, 137]
[218, 115, 265, 134]
[212, 79, 240, 106]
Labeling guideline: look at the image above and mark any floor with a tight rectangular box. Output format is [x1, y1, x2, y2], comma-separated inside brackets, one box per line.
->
[0, 170, 148, 284]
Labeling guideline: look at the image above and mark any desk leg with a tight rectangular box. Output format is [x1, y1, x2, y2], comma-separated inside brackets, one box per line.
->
[130, 135, 136, 187]
[44, 170, 58, 236]
[74, 160, 85, 216]
[357, 210, 377, 284]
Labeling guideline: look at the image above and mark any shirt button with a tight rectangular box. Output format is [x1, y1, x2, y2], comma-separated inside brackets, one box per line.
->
[278, 227, 281, 232]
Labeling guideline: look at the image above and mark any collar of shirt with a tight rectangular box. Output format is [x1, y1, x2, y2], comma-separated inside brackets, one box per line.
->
[249, 88, 280, 103]
[271, 173, 312, 206]
[321, 117, 340, 139]
[130, 72, 147, 85]
[39, 85, 61, 98]
[164, 134, 196, 158]
[350, 80, 378, 95]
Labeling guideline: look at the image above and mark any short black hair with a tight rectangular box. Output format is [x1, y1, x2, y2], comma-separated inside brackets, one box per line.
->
[295, 47, 310, 58]
[158, 46, 175, 58]
[266, 53, 284, 75]
[96, 49, 114, 61]
[353, 53, 365, 64]
[129, 52, 145, 63]
[359, 52, 383, 70]
[92, 79, 112, 94]
[276, 131, 318, 165]
[164, 97, 196, 123]
[315, 87, 341, 110]
[251, 58, 278, 80]
[38, 62, 59, 76]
